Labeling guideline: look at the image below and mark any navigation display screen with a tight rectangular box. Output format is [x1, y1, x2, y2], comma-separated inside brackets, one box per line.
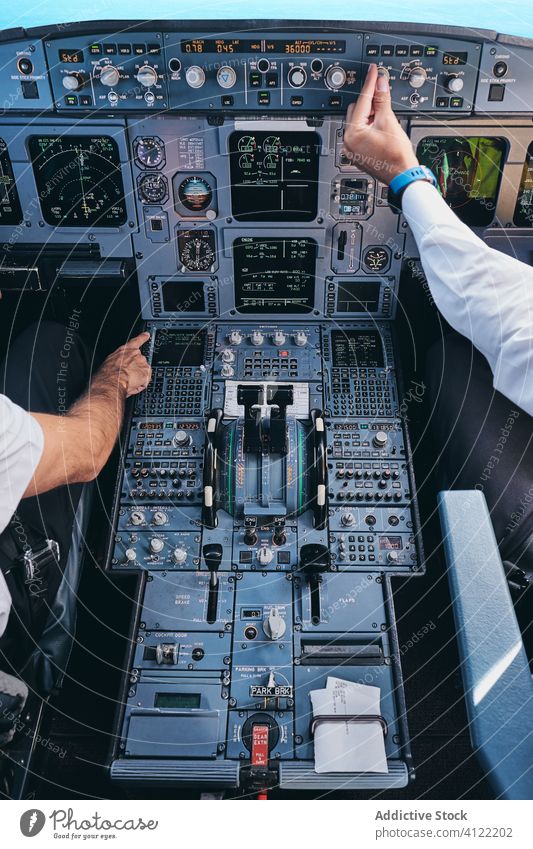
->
[0, 139, 22, 225]
[336, 281, 381, 313]
[28, 135, 127, 227]
[233, 236, 316, 313]
[151, 328, 206, 367]
[331, 330, 385, 368]
[514, 141, 533, 227]
[416, 136, 506, 227]
[161, 280, 206, 313]
[229, 131, 320, 222]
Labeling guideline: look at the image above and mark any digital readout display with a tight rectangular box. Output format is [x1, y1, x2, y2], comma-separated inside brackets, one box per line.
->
[154, 693, 201, 709]
[58, 48, 84, 63]
[151, 328, 206, 367]
[181, 38, 345, 54]
[442, 52, 468, 65]
[331, 329, 385, 368]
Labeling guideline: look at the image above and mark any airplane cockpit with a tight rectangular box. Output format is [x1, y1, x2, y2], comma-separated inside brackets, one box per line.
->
[0, 16, 532, 802]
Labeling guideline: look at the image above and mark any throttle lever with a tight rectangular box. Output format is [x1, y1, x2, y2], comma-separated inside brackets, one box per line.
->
[299, 543, 330, 626]
[310, 409, 328, 530]
[202, 408, 223, 529]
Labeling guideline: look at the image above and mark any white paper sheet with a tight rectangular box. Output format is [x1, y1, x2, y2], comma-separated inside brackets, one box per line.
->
[309, 677, 388, 774]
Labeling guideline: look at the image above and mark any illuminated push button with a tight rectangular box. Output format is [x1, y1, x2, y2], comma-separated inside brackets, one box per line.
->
[251, 330, 264, 346]
[324, 65, 347, 90]
[137, 65, 158, 87]
[185, 65, 206, 88]
[294, 330, 308, 347]
[288, 66, 307, 88]
[445, 75, 464, 93]
[228, 330, 243, 345]
[408, 67, 427, 89]
[217, 66, 237, 88]
[172, 546, 188, 565]
[149, 537, 165, 554]
[100, 65, 120, 87]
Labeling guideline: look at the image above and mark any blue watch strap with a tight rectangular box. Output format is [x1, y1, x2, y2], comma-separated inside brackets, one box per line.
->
[388, 165, 437, 212]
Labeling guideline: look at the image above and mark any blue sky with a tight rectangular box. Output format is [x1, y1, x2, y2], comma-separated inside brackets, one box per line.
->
[1, 1, 532, 40]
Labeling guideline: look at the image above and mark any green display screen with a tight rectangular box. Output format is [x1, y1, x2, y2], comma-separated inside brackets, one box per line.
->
[514, 141, 533, 227]
[154, 692, 201, 709]
[416, 136, 507, 227]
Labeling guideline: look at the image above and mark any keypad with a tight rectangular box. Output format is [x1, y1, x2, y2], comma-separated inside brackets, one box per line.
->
[136, 368, 204, 416]
[331, 368, 394, 417]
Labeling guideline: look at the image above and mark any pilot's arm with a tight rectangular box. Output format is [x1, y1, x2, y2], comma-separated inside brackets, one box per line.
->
[343, 64, 533, 417]
[24, 332, 152, 496]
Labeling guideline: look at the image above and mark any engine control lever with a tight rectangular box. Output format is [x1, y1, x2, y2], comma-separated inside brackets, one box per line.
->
[298, 543, 330, 626]
[202, 409, 224, 529]
[309, 409, 328, 530]
[203, 543, 223, 624]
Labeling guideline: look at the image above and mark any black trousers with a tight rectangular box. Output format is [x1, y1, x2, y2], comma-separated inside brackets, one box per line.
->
[426, 333, 533, 572]
[0, 320, 90, 669]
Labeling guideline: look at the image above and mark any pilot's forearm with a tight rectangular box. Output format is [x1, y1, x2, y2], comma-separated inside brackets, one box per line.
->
[403, 180, 533, 416]
[25, 371, 127, 497]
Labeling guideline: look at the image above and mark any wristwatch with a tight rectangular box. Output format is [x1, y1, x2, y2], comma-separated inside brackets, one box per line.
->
[388, 165, 437, 213]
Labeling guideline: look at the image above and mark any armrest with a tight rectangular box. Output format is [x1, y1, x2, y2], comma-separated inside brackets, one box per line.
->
[438, 490, 533, 800]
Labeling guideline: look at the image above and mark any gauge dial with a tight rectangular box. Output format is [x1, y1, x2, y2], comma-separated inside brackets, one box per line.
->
[178, 175, 213, 211]
[28, 135, 127, 227]
[178, 229, 216, 271]
[138, 172, 168, 203]
[134, 136, 165, 169]
[237, 135, 256, 153]
[362, 246, 391, 273]
[263, 135, 281, 154]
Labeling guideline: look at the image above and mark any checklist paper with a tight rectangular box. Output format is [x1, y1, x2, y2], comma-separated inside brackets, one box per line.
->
[309, 676, 388, 773]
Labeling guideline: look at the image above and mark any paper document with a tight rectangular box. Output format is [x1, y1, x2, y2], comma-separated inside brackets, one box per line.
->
[309, 676, 388, 774]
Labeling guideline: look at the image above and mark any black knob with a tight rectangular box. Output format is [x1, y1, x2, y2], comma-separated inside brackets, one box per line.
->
[203, 543, 223, 573]
[299, 543, 330, 575]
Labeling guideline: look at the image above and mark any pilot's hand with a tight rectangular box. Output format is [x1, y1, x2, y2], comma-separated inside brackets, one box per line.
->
[97, 331, 152, 398]
[343, 63, 419, 184]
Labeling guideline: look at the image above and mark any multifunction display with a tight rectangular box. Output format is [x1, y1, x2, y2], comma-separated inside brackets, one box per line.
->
[514, 141, 533, 227]
[331, 329, 385, 368]
[229, 131, 320, 222]
[416, 136, 507, 227]
[336, 281, 381, 313]
[28, 135, 127, 227]
[233, 237, 316, 313]
[151, 328, 206, 367]
[0, 139, 22, 225]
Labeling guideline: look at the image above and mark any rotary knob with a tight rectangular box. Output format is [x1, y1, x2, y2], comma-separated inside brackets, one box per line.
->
[100, 65, 121, 87]
[172, 546, 188, 565]
[373, 430, 389, 449]
[324, 65, 347, 90]
[62, 73, 85, 91]
[149, 537, 165, 554]
[272, 330, 286, 346]
[408, 67, 427, 89]
[130, 510, 145, 526]
[387, 550, 399, 564]
[153, 511, 168, 526]
[216, 66, 237, 89]
[136, 65, 158, 88]
[125, 548, 137, 562]
[257, 545, 274, 566]
[221, 363, 234, 377]
[172, 429, 191, 448]
[341, 512, 355, 527]
[263, 607, 286, 641]
[445, 75, 464, 93]
[228, 330, 243, 345]
[294, 330, 308, 347]
[288, 66, 307, 88]
[251, 330, 264, 346]
[185, 65, 206, 88]
[221, 348, 235, 363]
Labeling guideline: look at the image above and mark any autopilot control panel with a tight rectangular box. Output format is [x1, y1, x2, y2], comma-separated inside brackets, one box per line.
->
[1, 18, 533, 794]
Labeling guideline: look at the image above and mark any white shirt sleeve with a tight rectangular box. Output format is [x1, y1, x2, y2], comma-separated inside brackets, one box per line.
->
[0, 395, 44, 638]
[402, 180, 533, 416]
